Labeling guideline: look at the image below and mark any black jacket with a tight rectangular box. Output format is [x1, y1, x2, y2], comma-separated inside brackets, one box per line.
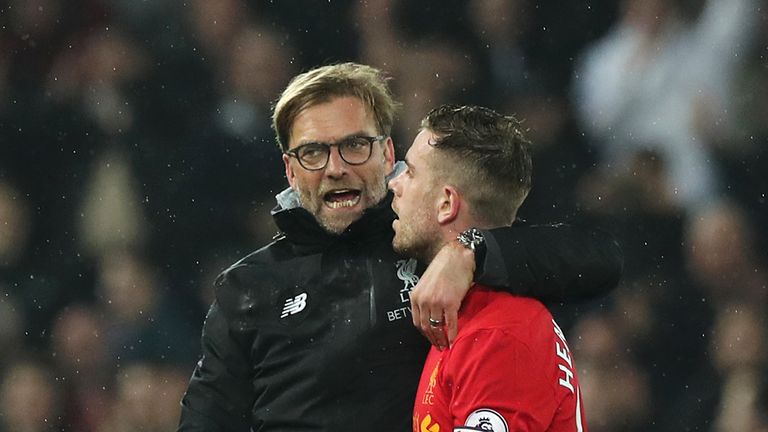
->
[178, 193, 622, 431]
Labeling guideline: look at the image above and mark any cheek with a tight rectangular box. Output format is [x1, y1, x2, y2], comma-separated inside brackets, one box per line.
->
[292, 168, 321, 185]
[405, 186, 428, 213]
[363, 163, 389, 183]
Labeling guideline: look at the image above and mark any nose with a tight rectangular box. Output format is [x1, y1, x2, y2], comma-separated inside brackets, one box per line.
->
[388, 170, 402, 195]
[386, 161, 406, 183]
[324, 146, 347, 178]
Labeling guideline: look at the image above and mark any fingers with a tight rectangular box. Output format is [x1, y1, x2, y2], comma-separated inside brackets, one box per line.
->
[443, 308, 458, 346]
[418, 303, 442, 349]
[426, 311, 448, 351]
[410, 291, 422, 328]
[407, 239, 474, 348]
[410, 290, 452, 350]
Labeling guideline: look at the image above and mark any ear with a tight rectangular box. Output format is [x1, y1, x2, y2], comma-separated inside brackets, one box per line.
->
[283, 154, 296, 189]
[436, 185, 460, 225]
[382, 137, 395, 172]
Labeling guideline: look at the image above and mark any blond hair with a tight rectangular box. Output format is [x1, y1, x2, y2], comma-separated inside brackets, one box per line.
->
[272, 62, 400, 151]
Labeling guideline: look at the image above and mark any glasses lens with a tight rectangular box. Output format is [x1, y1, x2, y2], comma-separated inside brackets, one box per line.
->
[340, 137, 373, 164]
[298, 144, 329, 170]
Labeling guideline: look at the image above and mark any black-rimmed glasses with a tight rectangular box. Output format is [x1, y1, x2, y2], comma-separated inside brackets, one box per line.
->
[285, 135, 387, 171]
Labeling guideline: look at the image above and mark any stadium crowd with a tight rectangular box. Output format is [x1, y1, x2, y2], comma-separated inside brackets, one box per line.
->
[0, 0, 766, 430]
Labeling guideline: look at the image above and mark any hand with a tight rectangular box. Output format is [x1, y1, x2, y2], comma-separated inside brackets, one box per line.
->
[409, 240, 474, 350]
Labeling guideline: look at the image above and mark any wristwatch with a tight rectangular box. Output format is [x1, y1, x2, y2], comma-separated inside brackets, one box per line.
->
[456, 228, 485, 252]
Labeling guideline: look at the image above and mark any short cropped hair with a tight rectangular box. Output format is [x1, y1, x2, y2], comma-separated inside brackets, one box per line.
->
[272, 62, 400, 152]
[421, 104, 533, 226]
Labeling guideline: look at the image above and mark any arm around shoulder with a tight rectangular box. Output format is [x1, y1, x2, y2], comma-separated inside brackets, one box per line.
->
[476, 222, 623, 302]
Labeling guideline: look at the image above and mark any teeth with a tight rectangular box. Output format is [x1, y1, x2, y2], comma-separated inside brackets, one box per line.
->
[325, 192, 361, 209]
[328, 200, 357, 209]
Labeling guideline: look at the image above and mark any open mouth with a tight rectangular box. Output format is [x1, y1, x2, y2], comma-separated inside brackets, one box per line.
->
[324, 189, 362, 209]
[391, 203, 400, 228]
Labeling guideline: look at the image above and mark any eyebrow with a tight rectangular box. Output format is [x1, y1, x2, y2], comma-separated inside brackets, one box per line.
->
[403, 157, 414, 173]
[296, 131, 370, 146]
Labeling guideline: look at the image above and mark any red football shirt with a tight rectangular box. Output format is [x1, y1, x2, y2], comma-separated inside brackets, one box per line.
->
[413, 285, 587, 432]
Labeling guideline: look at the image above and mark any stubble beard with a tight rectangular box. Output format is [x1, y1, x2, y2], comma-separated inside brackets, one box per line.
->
[296, 178, 389, 235]
[392, 212, 438, 264]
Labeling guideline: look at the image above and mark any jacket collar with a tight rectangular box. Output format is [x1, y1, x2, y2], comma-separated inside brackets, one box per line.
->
[271, 187, 395, 246]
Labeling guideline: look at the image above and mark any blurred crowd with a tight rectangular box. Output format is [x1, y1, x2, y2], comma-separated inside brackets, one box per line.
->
[0, 0, 766, 430]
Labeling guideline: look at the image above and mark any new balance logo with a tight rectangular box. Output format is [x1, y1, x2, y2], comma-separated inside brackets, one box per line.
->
[281, 292, 308, 318]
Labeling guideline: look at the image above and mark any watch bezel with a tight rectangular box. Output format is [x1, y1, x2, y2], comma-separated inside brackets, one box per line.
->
[457, 228, 485, 252]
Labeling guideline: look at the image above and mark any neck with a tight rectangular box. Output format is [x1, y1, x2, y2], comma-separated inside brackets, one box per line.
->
[423, 221, 474, 264]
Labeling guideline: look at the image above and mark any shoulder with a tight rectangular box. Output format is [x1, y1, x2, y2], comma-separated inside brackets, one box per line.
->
[459, 287, 552, 334]
[216, 235, 313, 283]
[214, 241, 278, 286]
[213, 238, 310, 326]
[444, 297, 558, 375]
[451, 289, 559, 364]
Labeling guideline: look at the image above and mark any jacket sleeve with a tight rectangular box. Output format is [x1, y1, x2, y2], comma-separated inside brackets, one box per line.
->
[177, 301, 254, 432]
[475, 222, 623, 302]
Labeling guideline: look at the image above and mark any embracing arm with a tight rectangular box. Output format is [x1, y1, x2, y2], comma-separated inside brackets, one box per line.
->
[477, 222, 624, 302]
[177, 301, 254, 432]
[410, 222, 622, 347]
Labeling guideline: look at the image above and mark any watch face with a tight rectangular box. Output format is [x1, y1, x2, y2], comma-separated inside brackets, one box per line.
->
[459, 228, 484, 251]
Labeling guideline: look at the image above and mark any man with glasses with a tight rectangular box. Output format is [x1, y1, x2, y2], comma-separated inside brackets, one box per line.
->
[285, 135, 387, 171]
[178, 63, 622, 431]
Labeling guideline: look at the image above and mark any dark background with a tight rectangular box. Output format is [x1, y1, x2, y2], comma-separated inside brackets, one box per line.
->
[0, 0, 766, 430]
